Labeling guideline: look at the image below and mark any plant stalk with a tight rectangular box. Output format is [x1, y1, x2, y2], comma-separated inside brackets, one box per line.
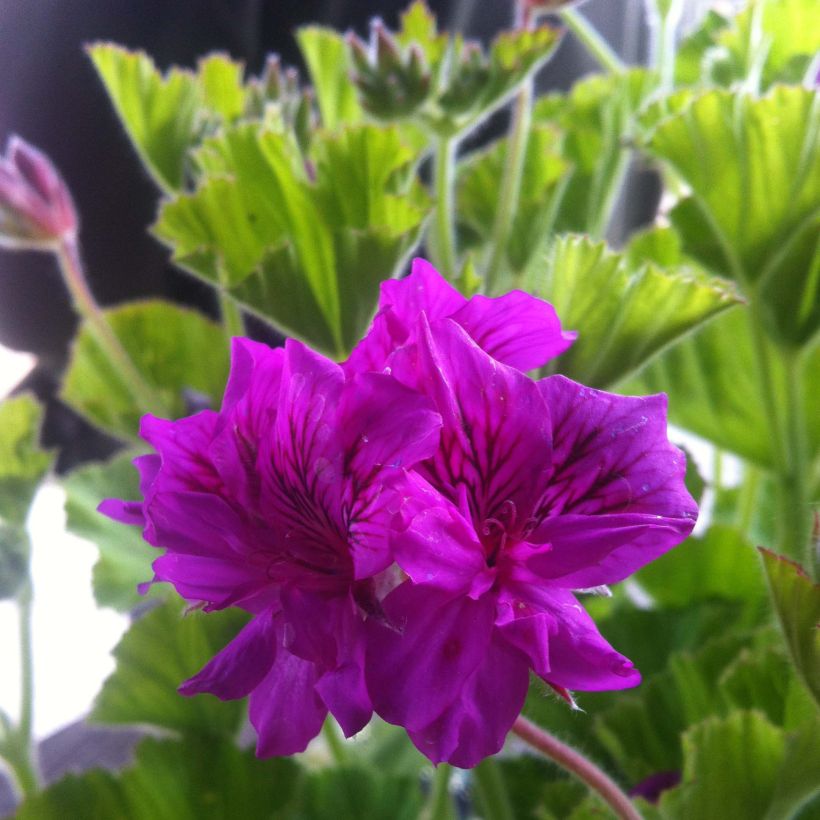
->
[512, 715, 642, 820]
[432, 136, 458, 280]
[56, 237, 168, 418]
[424, 763, 455, 820]
[559, 8, 626, 75]
[484, 77, 533, 293]
[219, 290, 245, 338]
[321, 717, 348, 765]
[473, 758, 514, 820]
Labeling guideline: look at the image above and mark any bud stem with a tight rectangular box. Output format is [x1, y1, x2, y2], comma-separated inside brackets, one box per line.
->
[511, 715, 643, 820]
[56, 237, 170, 419]
[558, 8, 625, 75]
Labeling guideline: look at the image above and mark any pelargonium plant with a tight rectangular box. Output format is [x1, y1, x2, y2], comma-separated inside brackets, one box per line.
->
[1, 0, 819, 817]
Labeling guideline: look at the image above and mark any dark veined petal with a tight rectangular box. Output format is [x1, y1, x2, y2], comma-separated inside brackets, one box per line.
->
[250, 645, 328, 757]
[408, 634, 530, 768]
[179, 608, 278, 700]
[367, 582, 496, 733]
[528, 376, 697, 586]
[397, 317, 552, 533]
[450, 290, 576, 372]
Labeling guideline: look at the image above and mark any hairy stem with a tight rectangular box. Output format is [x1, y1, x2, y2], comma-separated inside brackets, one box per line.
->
[484, 77, 533, 293]
[559, 8, 625, 75]
[56, 237, 169, 417]
[473, 758, 514, 820]
[219, 290, 245, 339]
[512, 716, 642, 820]
[432, 136, 458, 280]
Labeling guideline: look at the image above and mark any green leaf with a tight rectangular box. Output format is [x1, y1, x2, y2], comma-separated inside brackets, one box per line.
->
[0, 393, 52, 525]
[534, 69, 654, 236]
[61, 301, 230, 440]
[156, 124, 429, 355]
[197, 53, 247, 123]
[457, 124, 567, 281]
[765, 714, 820, 820]
[297, 765, 424, 820]
[636, 525, 767, 610]
[523, 235, 739, 388]
[297, 28, 362, 130]
[760, 549, 820, 709]
[63, 451, 159, 612]
[88, 43, 201, 192]
[16, 736, 301, 820]
[92, 599, 248, 737]
[656, 711, 786, 820]
[644, 87, 820, 346]
[629, 308, 820, 469]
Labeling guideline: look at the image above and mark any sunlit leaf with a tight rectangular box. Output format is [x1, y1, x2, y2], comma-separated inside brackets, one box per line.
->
[523, 235, 738, 387]
[629, 308, 820, 469]
[92, 599, 248, 737]
[63, 451, 160, 612]
[644, 86, 820, 346]
[760, 548, 820, 709]
[0, 394, 52, 526]
[197, 53, 246, 123]
[89, 44, 201, 192]
[61, 301, 230, 440]
[297, 28, 362, 130]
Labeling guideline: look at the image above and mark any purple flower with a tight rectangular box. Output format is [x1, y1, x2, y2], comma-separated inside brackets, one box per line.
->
[365, 316, 698, 767]
[0, 136, 77, 249]
[345, 257, 576, 376]
[101, 337, 441, 756]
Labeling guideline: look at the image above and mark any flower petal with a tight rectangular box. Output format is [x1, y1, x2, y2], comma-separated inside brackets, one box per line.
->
[408, 634, 530, 767]
[450, 290, 576, 372]
[179, 609, 277, 700]
[398, 317, 552, 532]
[367, 582, 496, 732]
[250, 646, 328, 757]
[380, 258, 466, 325]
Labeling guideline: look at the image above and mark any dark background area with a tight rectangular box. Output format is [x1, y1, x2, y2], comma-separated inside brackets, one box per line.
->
[0, 0, 649, 471]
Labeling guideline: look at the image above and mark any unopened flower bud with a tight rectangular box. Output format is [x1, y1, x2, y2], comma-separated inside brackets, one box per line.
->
[0, 136, 77, 250]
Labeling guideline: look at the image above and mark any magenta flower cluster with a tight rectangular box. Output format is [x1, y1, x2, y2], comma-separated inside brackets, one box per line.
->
[102, 260, 697, 768]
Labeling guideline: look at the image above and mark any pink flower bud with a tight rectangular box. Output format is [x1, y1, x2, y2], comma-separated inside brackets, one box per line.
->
[0, 136, 77, 250]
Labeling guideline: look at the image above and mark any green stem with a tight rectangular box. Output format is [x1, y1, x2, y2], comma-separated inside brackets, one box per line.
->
[512, 716, 642, 820]
[219, 290, 245, 338]
[781, 348, 813, 573]
[735, 465, 762, 538]
[473, 758, 514, 820]
[591, 148, 630, 241]
[423, 764, 455, 820]
[432, 136, 458, 280]
[559, 8, 626, 75]
[321, 717, 347, 765]
[655, 0, 682, 93]
[484, 78, 533, 294]
[9, 576, 39, 798]
[56, 238, 169, 418]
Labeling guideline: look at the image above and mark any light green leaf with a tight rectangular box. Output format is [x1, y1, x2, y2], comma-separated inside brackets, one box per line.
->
[523, 235, 739, 388]
[457, 124, 567, 281]
[61, 301, 230, 440]
[88, 43, 201, 192]
[297, 28, 362, 130]
[644, 87, 820, 346]
[656, 711, 786, 819]
[534, 69, 654, 236]
[156, 123, 429, 355]
[92, 599, 248, 737]
[636, 525, 766, 610]
[0, 394, 52, 525]
[760, 548, 820, 709]
[15, 736, 301, 820]
[63, 451, 159, 612]
[197, 53, 246, 123]
[765, 714, 820, 820]
[629, 308, 820, 469]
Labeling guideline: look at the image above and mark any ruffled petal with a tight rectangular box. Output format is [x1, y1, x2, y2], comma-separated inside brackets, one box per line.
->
[450, 290, 575, 372]
[367, 582, 496, 732]
[179, 608, 277, 700]
[408, 633, 530, 767]
[250, 647, 328, 757]
[380, 258, 466, 326]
